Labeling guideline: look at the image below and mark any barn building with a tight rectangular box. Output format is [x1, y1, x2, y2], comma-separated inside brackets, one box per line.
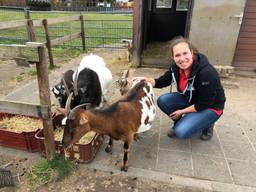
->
[132, 0, 256, 74]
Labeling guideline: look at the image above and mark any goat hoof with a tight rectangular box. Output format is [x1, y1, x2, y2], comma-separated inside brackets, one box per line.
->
[105, 146, 112, 153]
[121, 166, 128, 172]
[134, 134, 142, 141]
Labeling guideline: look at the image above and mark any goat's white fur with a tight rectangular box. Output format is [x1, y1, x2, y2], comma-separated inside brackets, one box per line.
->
[137, 82, 156, 133]
[73, 54, 112, 104]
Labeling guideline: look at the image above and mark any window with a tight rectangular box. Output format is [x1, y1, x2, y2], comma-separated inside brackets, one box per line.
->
[156, 0, 173, 8]
[176, 0, 189, 11]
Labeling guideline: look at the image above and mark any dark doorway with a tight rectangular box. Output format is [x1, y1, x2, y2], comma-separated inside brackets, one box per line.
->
[148, 0, 189, 42]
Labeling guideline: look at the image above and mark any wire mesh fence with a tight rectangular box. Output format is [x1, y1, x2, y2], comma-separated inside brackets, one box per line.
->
[0, 8, 132, 49]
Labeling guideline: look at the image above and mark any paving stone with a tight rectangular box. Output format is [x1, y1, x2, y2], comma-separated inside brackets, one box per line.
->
[217, 122, 249, 143]
[93, 140, 124, 167]
[159, 135, 190, 153]
[192, 154, 232, 183]
[191, 135, 223, 158]
[243, 125, 256, 144]
[221, 140, 256, 161]
[133, 129, 159, 148]
[129, 145, 158, 170]
[156, 149, 193, 177]
[228, 159, 256, 187]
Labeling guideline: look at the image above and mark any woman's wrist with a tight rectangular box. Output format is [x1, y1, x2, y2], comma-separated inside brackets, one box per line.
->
[147, 78, 155, 87]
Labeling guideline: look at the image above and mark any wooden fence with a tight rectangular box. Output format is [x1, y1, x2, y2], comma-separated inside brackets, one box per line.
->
[0, 42, 55, 159]
[0, 15, 85, 67]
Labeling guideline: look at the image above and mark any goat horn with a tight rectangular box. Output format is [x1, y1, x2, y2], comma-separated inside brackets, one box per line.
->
[65, 92, 73, 114]
[72, 103, 91, 111]
[61, 72, 71, 96]
[73, 69, 79, 96]
[68, 103, 91, 120]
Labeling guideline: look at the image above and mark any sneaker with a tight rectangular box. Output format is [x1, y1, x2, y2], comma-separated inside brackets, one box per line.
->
[167, 118, 181, 138]
[200, 124, 214, 141]
[167, 128, 176, 138]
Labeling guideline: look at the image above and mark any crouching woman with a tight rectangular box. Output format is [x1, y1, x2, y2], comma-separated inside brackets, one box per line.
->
[134, 36, 226, 140]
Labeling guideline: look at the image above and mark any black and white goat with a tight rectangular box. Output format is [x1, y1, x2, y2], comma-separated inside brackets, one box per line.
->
[52, 54, 112, 109]
[60, 80, 156, 171]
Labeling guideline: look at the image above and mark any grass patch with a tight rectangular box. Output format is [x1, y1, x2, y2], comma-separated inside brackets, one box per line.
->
[0, 11, 132, 47]
[27, 155, 76, 187]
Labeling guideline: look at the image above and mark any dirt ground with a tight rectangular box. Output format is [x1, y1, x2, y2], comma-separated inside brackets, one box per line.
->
[0, 49, 189, 192]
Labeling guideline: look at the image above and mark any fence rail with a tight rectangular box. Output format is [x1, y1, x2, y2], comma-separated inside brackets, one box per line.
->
[0, 8, 132, 49]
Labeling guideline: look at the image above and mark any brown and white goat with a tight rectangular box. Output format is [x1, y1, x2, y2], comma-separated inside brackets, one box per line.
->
[61, 80, 156, 171]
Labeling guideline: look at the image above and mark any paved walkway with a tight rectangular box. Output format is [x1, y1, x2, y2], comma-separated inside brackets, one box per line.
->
[3, 67, 256, 192]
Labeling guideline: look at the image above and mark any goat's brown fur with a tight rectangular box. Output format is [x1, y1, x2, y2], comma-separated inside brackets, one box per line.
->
[62, 80, 155, 171]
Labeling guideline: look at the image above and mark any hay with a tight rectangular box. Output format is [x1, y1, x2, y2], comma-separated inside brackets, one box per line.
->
[54, 129, 96, 144]
[0, 116, 42, 133]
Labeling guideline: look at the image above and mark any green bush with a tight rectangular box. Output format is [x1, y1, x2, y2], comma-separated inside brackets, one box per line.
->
[28, 0, 51, 11]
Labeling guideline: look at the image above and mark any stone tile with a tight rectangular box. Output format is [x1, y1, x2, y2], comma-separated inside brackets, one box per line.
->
[159, 117, 173, 136]
[129, 145, 157, 170]
[192, 154, 232, 183]
[93, 140, 124, 168]
[133, 129, 159, 148]
[156, 149, 193, 177]
[191, 135, 223, 158]
[159, 135, 190, 153]
[228, 159, 256, 187]
[244, 126, 256, 144]
[217, 123, 249, 143]
[221, 140, 256, 161]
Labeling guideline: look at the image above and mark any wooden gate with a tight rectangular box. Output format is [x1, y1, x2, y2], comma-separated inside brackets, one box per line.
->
[233, 0, 256, 72]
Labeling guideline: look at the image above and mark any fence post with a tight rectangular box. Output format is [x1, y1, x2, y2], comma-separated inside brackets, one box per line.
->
[79, 15, 86, 51]
[42, 19, 54, 68]
[25, 8, 36, 42]
[36, 43, 55, 160]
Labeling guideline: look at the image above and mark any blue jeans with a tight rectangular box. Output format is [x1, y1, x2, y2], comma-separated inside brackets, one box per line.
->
[157, 92, 221, 139]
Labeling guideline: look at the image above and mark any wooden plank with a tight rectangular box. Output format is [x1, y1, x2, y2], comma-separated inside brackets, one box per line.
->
[236, 44, 256, 50]
[51, 32, 81, 46]
[0, 100, 50, 119]
[32, 19, 44, 27]
[242, 19, 256, 26]
[0, 44, 40, 62]
[32, 16, 79, 27]
[239, 32, 256, 38]
[0, 20, 25, 30]
[247, 0, 256, 6]
[47, 15, 79, 25]
[234, 56, 256, 62]
[237, 37, 256, 44]
[235, 49, 256, 56]
[240, 26, 256, 32]
[244, 12, 256, 19]
[233, 61, 256, 68]
[245, 6, 256, 13]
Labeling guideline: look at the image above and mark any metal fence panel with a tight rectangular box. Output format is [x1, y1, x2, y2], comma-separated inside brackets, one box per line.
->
[0, 8, 132, 50]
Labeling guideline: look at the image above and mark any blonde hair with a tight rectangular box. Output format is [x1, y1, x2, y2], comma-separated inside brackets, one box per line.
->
[169, 36, 198, 59]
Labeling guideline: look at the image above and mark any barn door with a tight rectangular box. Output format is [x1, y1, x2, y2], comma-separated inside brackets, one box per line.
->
[233, 0, 256, 72]
[149, 0, 189, 41]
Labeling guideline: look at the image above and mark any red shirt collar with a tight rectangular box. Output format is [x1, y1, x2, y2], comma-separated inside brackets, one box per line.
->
[179, 66, 192, 78]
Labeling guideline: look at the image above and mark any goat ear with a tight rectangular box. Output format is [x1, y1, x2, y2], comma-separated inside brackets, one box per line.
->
[79, 115, 88, 126]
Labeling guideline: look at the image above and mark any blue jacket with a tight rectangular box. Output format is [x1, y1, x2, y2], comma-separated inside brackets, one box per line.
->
[154, 53, 226, 111]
